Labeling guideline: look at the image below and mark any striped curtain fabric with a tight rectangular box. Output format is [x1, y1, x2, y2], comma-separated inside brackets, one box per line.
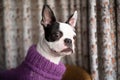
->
[0, 0, 120, 80]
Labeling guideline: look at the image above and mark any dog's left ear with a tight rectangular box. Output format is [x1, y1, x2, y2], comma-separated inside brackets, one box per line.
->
[41, 5, 56, 27]
[66, 11, 77, 28]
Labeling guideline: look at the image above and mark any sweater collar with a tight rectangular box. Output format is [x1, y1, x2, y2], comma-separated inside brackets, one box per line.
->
[24, 45, 66, 79]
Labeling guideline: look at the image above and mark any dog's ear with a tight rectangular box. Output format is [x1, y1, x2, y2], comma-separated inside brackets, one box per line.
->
[41, 5, 56, 27]
[66, 11, 77, 28]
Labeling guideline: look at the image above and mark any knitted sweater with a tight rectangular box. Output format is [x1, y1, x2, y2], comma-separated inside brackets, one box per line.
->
[0, 45, 66, 80]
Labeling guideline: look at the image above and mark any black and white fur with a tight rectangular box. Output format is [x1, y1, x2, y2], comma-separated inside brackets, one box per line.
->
[37, 5, 77, 64]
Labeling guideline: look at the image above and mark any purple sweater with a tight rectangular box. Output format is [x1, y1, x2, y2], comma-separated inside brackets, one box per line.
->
[0, 45, 66, 80]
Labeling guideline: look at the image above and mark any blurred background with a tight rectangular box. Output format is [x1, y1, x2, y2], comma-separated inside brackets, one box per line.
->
[0, 0, 120, 80]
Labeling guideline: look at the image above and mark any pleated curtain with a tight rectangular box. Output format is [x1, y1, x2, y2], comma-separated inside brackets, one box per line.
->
[0, 0, 120, 80]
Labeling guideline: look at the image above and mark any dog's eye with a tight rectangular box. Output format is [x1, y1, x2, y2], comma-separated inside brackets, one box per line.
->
[52, 32, 62, 40]
[73, 36, 76, 40]
[52, 33, 58, 38]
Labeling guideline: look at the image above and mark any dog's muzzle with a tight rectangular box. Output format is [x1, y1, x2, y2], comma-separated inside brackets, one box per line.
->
[61, 48, 73, 53]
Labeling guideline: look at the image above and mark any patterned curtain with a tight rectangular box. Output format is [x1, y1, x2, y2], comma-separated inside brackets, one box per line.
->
[0, 0, 120, 80]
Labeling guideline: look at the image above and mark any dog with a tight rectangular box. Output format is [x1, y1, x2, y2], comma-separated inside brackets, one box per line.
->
[0, 5, 77, 80]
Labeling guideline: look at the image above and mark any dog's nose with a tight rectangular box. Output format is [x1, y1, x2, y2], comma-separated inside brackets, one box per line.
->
[64, 38, 72, 46]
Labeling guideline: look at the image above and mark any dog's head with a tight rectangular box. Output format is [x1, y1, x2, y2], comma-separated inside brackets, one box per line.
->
[41, 5, 77, 56]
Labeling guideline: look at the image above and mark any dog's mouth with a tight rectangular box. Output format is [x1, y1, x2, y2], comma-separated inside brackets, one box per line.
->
[61, 48, 73, 53]
[50, 48, 73, 54]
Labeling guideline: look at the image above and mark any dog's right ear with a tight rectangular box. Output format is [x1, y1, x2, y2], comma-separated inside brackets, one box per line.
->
[41, 5, 56, 27]
[66, 11, 77, 28]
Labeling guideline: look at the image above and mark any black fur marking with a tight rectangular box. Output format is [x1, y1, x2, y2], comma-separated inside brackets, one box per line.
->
[44, 22, 63, 42]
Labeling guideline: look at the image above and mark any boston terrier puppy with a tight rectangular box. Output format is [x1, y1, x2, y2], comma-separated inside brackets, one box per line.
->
[0, 5, 77, 80]
[37, 5, 77, 64]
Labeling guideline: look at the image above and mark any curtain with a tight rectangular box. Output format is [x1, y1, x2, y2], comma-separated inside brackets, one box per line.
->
[0, 0, 120, 80]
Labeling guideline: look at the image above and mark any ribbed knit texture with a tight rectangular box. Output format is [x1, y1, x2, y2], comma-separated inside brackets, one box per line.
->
[0, 45, 66, 80]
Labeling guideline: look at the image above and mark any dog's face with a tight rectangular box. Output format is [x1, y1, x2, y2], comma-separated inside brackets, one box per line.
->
[41, 5, 77, 56]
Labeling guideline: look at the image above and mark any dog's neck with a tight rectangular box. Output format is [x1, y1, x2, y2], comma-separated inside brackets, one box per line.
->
[36, 37, 62, 64]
